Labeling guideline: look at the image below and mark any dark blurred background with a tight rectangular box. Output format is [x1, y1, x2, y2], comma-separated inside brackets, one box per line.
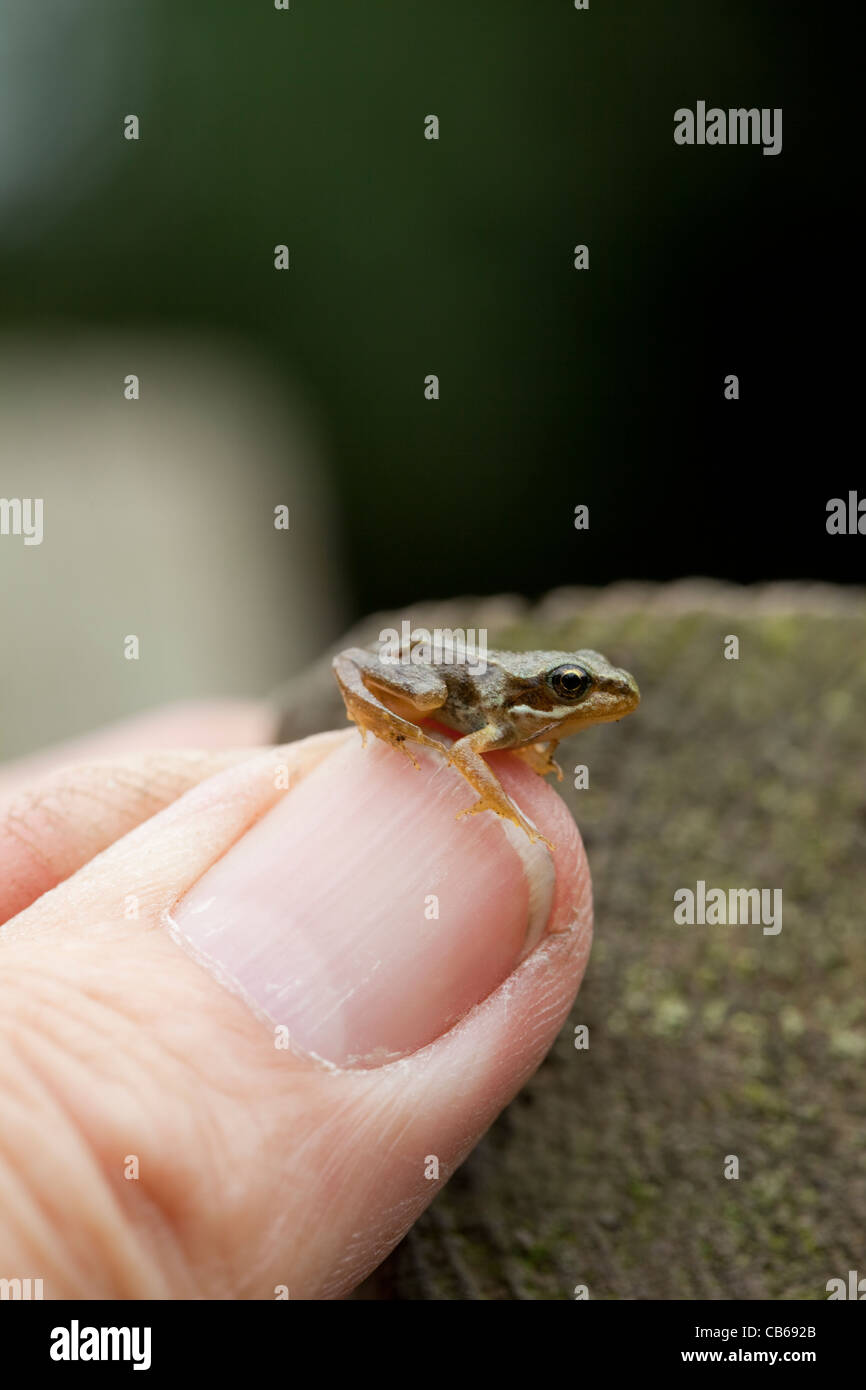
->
[0, 1, 857, 753]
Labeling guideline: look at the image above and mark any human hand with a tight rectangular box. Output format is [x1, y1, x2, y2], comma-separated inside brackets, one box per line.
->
[0, 703, 591, 1298]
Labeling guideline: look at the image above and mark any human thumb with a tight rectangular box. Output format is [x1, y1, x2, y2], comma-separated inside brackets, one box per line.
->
[0, 730, 591, 1298]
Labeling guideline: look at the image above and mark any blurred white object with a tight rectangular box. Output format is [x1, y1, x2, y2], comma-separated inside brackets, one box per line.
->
[0, 332, 347, 758]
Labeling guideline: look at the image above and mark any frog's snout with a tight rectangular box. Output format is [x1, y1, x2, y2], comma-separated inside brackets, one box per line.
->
[617, 669, 640, 712]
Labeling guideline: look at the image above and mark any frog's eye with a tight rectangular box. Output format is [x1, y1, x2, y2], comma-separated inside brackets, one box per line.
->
[548, 664, 592, 702]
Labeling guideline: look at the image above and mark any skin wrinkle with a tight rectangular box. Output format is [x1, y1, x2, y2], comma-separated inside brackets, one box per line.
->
[0, 960, 234, 1295]
[283, 1116, 416, 1295]
[108, 1176, 196, 1298]
[2, 811, 65, 868]
[3, 968, 163, 1147]
[102, 755, 249, 809]
[8, 775, 140, 828]
[0, 1147, 63, 1287]
[8, 950, 213, 1189]
[316, 1168, 438, 1299]
[0, 1023, 167, 1298]
[0, 1141, 99, 1297]
[9, 950, 196, 1082]
[4, 961, 140, 1070]
[320, 1198, 422, 1298]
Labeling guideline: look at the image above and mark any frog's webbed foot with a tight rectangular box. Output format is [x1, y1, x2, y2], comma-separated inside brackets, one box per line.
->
[448, 728, 555, 851]
[333, 650, 448, 769]
[513, 740, 563, 782]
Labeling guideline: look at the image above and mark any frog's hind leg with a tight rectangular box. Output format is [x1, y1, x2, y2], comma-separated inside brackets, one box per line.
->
[332, 649, 448, 769]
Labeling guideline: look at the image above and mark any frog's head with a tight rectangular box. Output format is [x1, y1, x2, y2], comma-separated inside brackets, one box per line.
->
[503, 647, 640, 740]
[547, 649, 639, 733]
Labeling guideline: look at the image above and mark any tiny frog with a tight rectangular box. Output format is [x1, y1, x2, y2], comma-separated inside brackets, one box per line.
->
[333, 639, 640, 849]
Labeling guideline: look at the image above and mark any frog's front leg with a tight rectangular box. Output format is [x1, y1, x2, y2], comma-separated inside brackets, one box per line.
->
[333, 649, 448, 769]
[448, 725, 554, 850]
[512, 740, 564, 782]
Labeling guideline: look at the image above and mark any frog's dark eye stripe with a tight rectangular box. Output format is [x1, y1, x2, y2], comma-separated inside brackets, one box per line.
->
[548, 664, 592, 702]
